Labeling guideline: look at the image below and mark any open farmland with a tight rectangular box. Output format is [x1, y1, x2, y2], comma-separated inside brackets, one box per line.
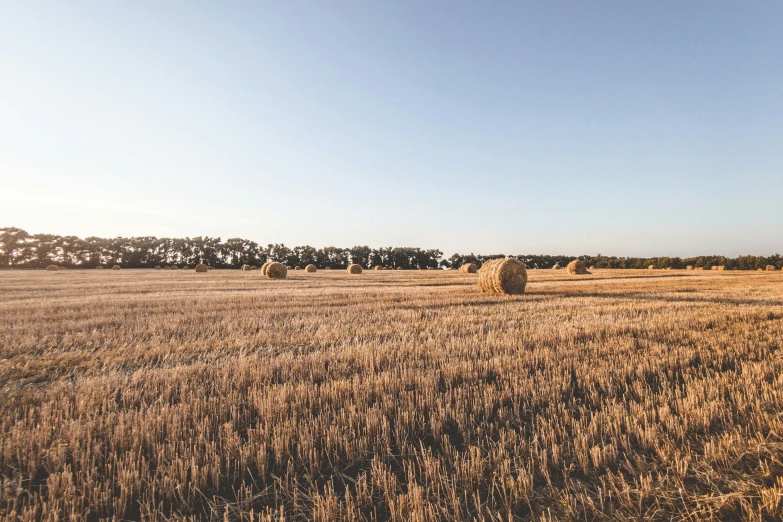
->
[1, 269, 782, 521]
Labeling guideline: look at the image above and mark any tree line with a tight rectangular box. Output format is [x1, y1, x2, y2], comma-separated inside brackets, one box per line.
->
[1, 227, 781, 271]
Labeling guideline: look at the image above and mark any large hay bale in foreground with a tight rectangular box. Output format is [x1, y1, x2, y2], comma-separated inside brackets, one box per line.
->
[112, 265, 121, 270]
[766, 265, 776, 271]
[478, 258, 527, 295]
[305, 264, 317, 273]
[460, 263, 477, 274]
[45, 265, 59, 271]
[265, 262, 287, 279]
[347, 264, 362, 274]
[566, 260, 588, 275]
[195, 264, 208, 273]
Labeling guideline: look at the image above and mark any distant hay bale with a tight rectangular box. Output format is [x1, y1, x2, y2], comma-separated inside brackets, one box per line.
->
[347, 264, 362, 274]
[396, 267, 404, 270]
[112, 265, 121, 270]
[325, 267, 332, 270]
[195, 264, 208, 273]
[589, 266, 595, 270]
[286, 266, 293, 270]
[261, 262, 271, 275]
[171, 266, 178, 271]
[478, 258, 527, 295]
[766, 265, 777, 271]
[648, 265, 655, 270]
[154, 266, 162, 270]
[95, 266, 104, 270]
[552, 264, 560, 270]
[251, 266, 258, 271]
[373, 266, 384, 271]
[207, 266, 214, 271]
[460, 263, 477, 274]
[686, 265, 694, 270]
[695, 267, 704, 271]
[305, 264, 317, 273]
[265, 262, 287, 279]
[45, 265, 59, 271]
[711, 266, 718, 271]
[717, 266, 725, 271]
[565, 260, 588, 275]
[241, 264, 252, 272]
[294, 266, 301, 270]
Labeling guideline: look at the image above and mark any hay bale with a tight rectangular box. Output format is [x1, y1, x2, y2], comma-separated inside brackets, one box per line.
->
[195, 264, 208, 273]
[294, 266, 301, 270]
[460, 263, 477, 274]
[45, 265, 59, 271]
[207, 266, 214, 271]
[347, 264, 362, 274]
[325, 267, 332, 270]
[373, 266, 384, 271]
[286, 266, 293, 270]
[171, 266, 178, 270]
[711, 266, 718, 271]
[251, 266, 258, 271]
[261, 262, 271, 275]
[112, 265, 121, 270]
[766, 265, 777, 271]
[241, 264, 252, 272]
[695, 267, 704, 271]
[648, 265, 655, 270]
[565, 260, 588, 275]
[265, 262, 287, 279]
[305, 264, 317, 273]
[396, 267, 404, 270]
[686, 265, 694, 270]
[589, 266, 595, 270]
[717, 266, 725, 271]
[552, 264, 560, 270]
[478, 258, 527, 295]
[95, 265, 104, 270]
[154, 266, 162, 270]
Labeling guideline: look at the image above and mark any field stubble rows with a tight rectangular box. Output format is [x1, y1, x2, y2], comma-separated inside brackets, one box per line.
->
[1, 269, 782, 521]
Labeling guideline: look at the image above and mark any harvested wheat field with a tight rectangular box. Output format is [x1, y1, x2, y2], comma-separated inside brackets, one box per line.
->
[1, 269, 783, 521]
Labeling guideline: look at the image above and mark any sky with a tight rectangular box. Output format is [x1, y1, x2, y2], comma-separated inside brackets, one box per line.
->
[1, 1, 781, 257]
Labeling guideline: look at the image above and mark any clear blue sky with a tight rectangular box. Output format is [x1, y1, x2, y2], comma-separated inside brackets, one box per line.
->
[2, 2, 781, 257]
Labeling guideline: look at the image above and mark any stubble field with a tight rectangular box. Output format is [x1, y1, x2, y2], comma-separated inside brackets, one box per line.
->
[1, 268, 782, 521]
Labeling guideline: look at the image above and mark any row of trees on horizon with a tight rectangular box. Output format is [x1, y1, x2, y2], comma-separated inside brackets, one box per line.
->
[1, 227, 782, 271]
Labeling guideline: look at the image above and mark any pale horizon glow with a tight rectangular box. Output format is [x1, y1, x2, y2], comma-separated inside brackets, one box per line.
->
[1, 2, 782, 257]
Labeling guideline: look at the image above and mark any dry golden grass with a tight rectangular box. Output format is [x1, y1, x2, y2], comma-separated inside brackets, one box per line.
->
[1, 269, 783, 521]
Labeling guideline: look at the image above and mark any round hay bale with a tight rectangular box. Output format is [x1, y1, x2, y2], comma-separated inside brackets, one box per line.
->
[241, 264, 252, 272]
[648, 265, 655, 270]
[266, 262, 287, 279]
[686, 265, 694, 270]
[112, 265, 121, 270]
[478, 258, 527, 295]
[766, 265, 776, 271]
[45, 265, 59, 271]
[261, 262, 271, 275]
[460, 263, 477, 274]
[95, 265, 104, 270]
[325, 266, 332, 270]
[695, 267, 704, 271]
[294, 266, 301, 270]
[565, 259, 588, 275]
[195, 263, 208, 273]
[154, 266, 162, 270]
[251, 266, 258, 271]
[396, 267, 404, 270]
[373, 266, 384, 271]
[717, 265, 725, 271]
[286, 266, 293, 270]
[305, 264, 317, 273]
[347, 264, 362, 274]
[711, 266, 718, 271]
[171, 266, 178, 271]
[552, 264, 560, 270]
